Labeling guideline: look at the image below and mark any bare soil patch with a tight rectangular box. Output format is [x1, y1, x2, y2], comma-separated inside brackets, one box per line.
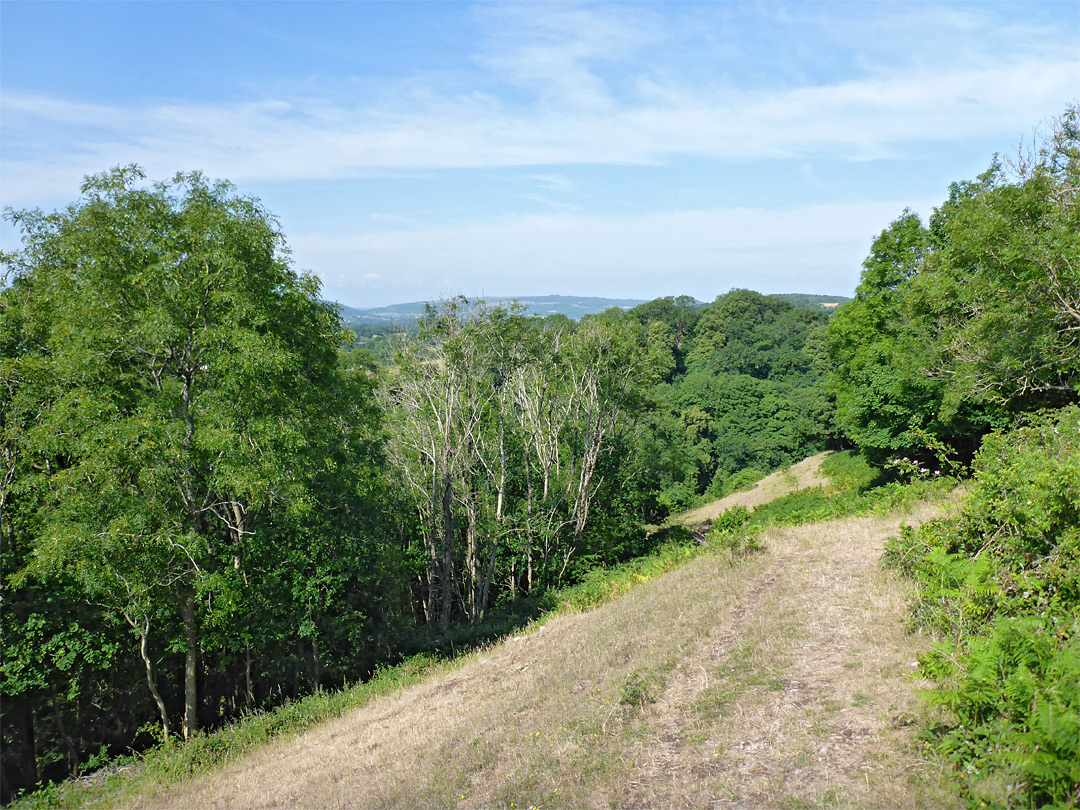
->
[119, 480, 959, 809]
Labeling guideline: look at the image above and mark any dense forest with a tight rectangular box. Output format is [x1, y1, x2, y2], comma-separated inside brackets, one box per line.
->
[2, 106, 1077, 808]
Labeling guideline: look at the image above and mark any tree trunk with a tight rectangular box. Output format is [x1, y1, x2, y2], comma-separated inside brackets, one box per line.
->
[244, 640, 253, 706]
[4, 700, 38, 800]
[181, 592, 199, 739]
[293, 639, 304, 698]
[464, 490, 479, 623]
[426, 460, 440, 630]
[439, 470, 454, 629]
[495, 403, 507, 523]
[137, 621, 171, 742]
[50, 692, 80, 775]
[479, 529, 499, 621]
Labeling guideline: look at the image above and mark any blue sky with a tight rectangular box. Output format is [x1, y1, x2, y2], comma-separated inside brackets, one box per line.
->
[2, 1, 1077, 309]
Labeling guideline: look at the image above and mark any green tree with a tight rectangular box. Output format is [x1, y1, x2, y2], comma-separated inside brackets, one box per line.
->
[2, 166, 355, 742]
[688, 289, 824, 383]
[630, 295, 701, 378]
[825, 211, 980, 462]
[828, 107, 1080, 465]
[923, 107, 1080, 411]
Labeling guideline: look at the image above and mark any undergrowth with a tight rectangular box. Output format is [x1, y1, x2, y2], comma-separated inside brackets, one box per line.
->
[883, 406, 1080, 810]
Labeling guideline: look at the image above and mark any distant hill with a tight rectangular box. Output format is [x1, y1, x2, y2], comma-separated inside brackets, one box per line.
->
[337, 295, 649, 324]
[335, 292, 851, 324]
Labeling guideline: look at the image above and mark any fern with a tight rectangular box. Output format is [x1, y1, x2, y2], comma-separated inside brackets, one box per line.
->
[887, 406, 1080, 809]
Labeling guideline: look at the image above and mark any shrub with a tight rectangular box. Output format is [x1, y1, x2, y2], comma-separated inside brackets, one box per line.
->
[707, 505, 759, 558]
[885, 406, 1080, 809]
[722, 468, 766, 496]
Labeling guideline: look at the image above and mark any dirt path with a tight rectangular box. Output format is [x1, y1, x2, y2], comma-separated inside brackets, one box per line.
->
[124, 484, 959, 809]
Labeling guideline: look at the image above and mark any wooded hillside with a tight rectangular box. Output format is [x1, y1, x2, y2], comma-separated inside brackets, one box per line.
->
[2, 106, 1077, 809]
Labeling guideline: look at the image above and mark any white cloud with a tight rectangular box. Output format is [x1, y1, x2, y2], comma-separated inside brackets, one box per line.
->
[525, 173, 574, 192]
[4, 50, 1076, 208]
[473, 2, 664, 108]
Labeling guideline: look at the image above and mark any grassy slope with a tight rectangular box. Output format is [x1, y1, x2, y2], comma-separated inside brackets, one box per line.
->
[76, 455, 964, 810]
[674, 451, 832, 531]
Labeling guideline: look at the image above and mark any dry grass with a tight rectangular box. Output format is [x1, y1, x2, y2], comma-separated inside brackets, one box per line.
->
[615, 501, 958, 810]
[676, 452, 832, 532]
[115, 487, 960, 810]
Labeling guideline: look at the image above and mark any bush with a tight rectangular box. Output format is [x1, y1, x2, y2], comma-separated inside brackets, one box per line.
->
[721, 468, 766, 496]
[819, 449, 886, 493]
[707, 505, 760, 558]
[885, 406, 1080, 809]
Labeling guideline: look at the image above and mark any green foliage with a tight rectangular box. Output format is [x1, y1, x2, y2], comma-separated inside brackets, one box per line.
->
[629, 295, 702, 379]
[818, 449, 884, 493]
[826, 210, 978, 463]
[708, 505, 761, 558]
[712, 468, 767, 498]
[884, 406, 1080, 808]
[688, 289, 826, 384]
[1, 166, 387, 798]
[345, 320, 409, 364]
[922, 111, 1080, 412]
[827, 107, 1080, 467]
[618, 671, 656, 707]
[770, 293, 851, 313]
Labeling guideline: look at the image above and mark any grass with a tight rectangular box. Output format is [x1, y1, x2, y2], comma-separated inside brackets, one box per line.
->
[708, 451, 959, 545]
[15, 451, 965, 810]
[693, 641, 787, 720]
[10, 654, 453, 810]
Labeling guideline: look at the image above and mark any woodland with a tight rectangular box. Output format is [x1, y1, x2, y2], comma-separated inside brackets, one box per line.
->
[1, 107, 1077, 808]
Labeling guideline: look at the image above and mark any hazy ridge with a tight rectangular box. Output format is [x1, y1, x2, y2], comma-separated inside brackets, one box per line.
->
[337, 292, 851, 323]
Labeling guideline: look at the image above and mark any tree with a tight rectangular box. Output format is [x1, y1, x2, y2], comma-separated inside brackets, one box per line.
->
[380, 298, 487, 628]
[630, 295, 701, 378]
[380, 300, 662, 622]
[923, 107, 1080, 410]
[827, 107, 1080, 465]
[2, 166, 353, 741]
[825, 211, 979, 462]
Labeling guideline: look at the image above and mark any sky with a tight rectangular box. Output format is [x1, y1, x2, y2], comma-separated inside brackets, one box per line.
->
[2, 1, 1078, 310]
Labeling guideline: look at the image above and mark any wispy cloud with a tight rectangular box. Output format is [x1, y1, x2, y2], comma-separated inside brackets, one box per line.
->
[473, 2, 664, 109]
[4, 49, 1076, 206]
[526, 173, 574, 192]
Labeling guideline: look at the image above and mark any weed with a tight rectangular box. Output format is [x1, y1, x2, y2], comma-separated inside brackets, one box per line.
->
[618, 672, 655, 707]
